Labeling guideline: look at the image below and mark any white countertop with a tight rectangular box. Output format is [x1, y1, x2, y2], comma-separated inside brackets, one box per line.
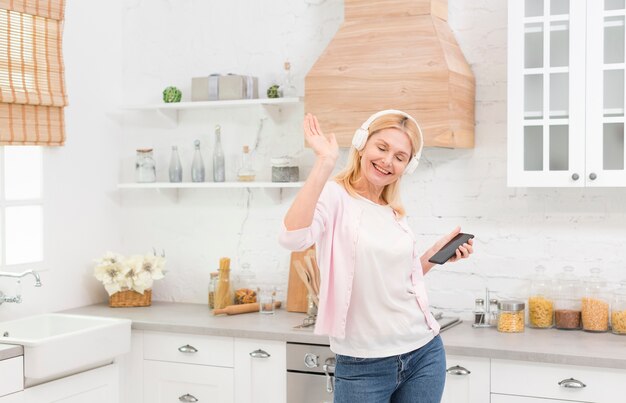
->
[0, 343, 23, 361]
[62, 302, 626, 370]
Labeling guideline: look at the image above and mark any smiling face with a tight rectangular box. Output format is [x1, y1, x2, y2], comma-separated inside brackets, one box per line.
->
[358, 127, 413, 189]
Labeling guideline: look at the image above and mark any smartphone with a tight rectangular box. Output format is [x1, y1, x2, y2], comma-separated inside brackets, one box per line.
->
[428, 233, 474, 265]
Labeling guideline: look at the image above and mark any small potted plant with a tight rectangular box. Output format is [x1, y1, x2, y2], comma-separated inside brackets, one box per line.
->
[94, 250, 166, 307]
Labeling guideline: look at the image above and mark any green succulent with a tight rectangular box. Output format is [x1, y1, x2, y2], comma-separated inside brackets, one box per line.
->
[163, 86, 182, 103]
[267, 84, 281, 99]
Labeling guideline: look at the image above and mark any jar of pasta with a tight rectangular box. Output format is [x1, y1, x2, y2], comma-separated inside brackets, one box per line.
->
[527, 265, 554, 328]
[497, 300, 525, 333]
[554, 266, 582, 330]
[581, 268, 610, 333]
[611, 280, 626, 335]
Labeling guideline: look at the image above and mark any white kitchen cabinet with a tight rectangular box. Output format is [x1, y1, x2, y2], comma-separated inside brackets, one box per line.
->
[21, 362, 119, 403]
[143, 360, 233, 403]
[141, 330, 234, 403]
[491, 395, 584, 403]
[0, 356, 23, 398]
[234, 338, 286, 403]
[491, 359, 625, 403]
[508, 0, 626, 187]
[441, 355, 490, 403]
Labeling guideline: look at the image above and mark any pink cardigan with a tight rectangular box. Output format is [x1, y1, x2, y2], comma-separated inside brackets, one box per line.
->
[279, 181, 440, 339]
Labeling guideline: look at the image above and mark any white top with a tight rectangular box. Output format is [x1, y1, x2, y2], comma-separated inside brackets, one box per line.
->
[329, 196, 433, 358]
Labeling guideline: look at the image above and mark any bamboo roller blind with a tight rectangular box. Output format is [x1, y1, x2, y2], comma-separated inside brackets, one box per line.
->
[0, 0, 67, 146]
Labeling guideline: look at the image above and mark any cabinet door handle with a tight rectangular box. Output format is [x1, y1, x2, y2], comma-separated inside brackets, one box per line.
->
[249, 348, 271, 358]
[558, 378, 586, 389]
[571, 173, 579, 181]
[589, 173, 597, 180]
[446, 365, 471, 375]
[179, 393, 199, 402]
[178, 344, 198, 353]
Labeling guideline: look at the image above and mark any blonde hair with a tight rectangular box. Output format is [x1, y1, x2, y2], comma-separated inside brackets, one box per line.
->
[334, 113, 422, 218]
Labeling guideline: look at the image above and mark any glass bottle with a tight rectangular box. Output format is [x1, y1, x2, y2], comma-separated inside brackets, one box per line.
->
[554, 266, 582, 330]
[527, 265, 554, 328]
[208, 271, 219, 309]
[135, 148, 156, 183]
[488, 298, 499, 326]
[581, 267, 610, 332]
[278, 61, 297, 98]
[168, 145, 183, 183]
[237, 145, 256, 182]
[213, 125, 225, 182]
[611, 280, 626, 335]
[191, 140, 205, 182]
[472, 298, 485, 327]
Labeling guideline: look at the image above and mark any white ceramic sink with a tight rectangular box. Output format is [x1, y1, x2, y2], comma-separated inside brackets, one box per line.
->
[0, 313, 131, 386]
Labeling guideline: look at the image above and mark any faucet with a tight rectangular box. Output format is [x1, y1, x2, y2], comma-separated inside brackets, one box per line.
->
[0, 269, 42, 287]
[0, 270, 42, 305]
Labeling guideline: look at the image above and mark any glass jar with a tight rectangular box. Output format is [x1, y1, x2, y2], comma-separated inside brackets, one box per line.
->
[611, 280, 626, 335]
[581, 267, 610, 333]
[271, 156, 299, 183]
[497, 300, 525, 333]
[214, 259, 233, 310]
[527, 265, 554, 328]
[554, 266, 582, 330]
[135, 148, 156, 183]
[234, 262, 257, 305]
[208, 271, 218, 309]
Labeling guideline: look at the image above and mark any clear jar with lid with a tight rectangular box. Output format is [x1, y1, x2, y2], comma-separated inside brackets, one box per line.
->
[581, 267, 610, 332]
[611, 280, 626, 335]
[497, 300, 525, 333]
[271, 156, 299, 182]
[135, 148, 156, 182]
[527, 265, 554, 328]
[554, 266, 582, 330]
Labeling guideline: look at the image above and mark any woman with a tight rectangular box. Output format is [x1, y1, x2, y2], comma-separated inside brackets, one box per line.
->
[279, 110, 473, 403]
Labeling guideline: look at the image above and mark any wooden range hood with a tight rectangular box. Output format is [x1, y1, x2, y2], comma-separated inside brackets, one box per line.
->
[305, 0, 475, 148]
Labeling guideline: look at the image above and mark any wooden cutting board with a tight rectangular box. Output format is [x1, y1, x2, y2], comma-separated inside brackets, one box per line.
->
[286, 246, 315, 313]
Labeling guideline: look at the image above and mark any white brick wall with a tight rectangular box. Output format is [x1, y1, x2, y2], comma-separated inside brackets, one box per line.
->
[120, 0, 626, 319]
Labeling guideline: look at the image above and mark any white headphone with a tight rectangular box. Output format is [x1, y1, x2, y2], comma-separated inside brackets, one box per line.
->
[352, 109, 424, 175]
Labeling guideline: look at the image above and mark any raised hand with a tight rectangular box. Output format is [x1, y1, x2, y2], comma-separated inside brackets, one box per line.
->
[303, 113, 339, 164]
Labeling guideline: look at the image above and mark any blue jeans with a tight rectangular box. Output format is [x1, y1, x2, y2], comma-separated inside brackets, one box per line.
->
[334, 335, 446, 403]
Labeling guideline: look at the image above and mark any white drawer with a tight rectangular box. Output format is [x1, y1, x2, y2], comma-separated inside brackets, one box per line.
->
[143, 331, 233, 367]
[144, 360, 233, 403]
[491, 359, 626, 403]
[0, 356, 24, 397]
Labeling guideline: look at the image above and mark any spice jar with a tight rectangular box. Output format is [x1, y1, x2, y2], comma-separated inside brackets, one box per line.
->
[527, 265, 554, 328]
[611, 280, 626, 335]
[271, 157, 299, 182]
[208, 271, 218, 309]
[497, 300, 525, 333]
[135, 148, 156, 183]
[581, 267, 610, 333]
[554, 266, 582, 330]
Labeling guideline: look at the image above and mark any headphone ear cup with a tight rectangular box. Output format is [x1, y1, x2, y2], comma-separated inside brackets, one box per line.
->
[352, 128, 368, 150]
[404, 157, 419, 175]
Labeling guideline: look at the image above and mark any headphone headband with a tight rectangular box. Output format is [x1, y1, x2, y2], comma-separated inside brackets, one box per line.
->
[352, 109, 424, 175]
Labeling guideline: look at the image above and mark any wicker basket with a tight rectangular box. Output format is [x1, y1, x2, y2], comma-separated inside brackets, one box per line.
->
[109, 289, 152, 308]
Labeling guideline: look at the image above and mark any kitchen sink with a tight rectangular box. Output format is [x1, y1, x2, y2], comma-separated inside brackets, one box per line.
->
[0, 313, 131, 386]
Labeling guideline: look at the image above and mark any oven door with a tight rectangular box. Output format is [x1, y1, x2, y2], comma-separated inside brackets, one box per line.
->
[287, 371, 334, 403]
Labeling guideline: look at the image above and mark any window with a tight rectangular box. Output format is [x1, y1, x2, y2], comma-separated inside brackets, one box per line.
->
[0, 145, 43, 271]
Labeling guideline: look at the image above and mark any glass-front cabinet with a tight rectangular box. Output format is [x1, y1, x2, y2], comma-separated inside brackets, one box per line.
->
[508, 0, 626, 186]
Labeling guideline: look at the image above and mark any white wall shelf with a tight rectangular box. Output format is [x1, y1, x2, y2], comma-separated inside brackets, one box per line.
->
[118, 181, 304, 189]
[121, 97, 302, 124]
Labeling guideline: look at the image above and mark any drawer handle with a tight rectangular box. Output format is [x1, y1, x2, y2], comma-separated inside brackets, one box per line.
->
[558, 378, 586, 389]
[249, 348, 271, 358]
[179, 394, 199, 402]
[446, 365, 471, 376]
[178, 344, 198, 354]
